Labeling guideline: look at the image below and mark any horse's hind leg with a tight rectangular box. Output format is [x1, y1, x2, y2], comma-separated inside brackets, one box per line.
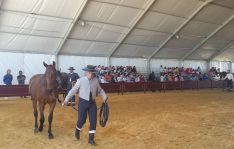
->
[48, 101, 56, 139]
[38, 103, 45, 132]
[32, 97, 38, 133]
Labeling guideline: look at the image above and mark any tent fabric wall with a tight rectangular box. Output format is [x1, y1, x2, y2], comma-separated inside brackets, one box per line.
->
[181, 60, 207, 72]
[220, 61, 230, 72]
[110, 58, 148, 73]
[150, 59, 181, 72]
[210, 61, 232, 72]
[150, 59, 208, 73]
[58, 55, 108, 77]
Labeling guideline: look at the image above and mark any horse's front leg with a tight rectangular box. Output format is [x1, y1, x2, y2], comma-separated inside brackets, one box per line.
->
[32, 98, 38, 133]
[48, 101, 56, 139]
[38, 104, 45, 132]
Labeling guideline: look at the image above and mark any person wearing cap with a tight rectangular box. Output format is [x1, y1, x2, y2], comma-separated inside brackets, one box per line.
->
[223, 70, 234, 89]
[67, 67, 79, 104]
[63, 65, 108, 146]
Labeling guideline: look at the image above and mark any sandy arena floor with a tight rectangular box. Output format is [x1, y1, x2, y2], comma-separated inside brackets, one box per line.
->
[0, 89, 234, 149]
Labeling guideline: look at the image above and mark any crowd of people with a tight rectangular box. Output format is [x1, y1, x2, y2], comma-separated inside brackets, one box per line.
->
[149, 65, 209, 82]
[2, 65, 231, 85]
[95, 65, 145, 83]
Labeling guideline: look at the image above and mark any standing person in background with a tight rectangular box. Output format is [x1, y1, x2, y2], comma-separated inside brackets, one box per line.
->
[197, 66, 202, 74]
[159, 65, 164, 76]
[67, 67, 79, 105]
[17, 70, 26, 98]
[3, 69, 13, 85]
[17, 70, 26, 85]
[149, 72, 156, 82]
[223, 70, 233, 89]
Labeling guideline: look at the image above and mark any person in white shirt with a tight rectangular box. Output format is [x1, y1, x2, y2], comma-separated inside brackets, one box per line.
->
[117, 75, 123, 82]
[135, 75, 140, 82]
[160, 75, 164, 82]
[223, 70, 233, 89]
[174, 76, 179, 82]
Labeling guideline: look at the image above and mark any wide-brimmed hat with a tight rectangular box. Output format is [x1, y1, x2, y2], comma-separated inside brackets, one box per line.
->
[82, 65, 97, 72]
[68, 67, 75, 70]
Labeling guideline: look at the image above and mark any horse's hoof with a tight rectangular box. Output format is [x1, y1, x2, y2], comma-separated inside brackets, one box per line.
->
[34, 128, 39, 133]
[48, 134, 54, 139]
[38, 127, 43, 132]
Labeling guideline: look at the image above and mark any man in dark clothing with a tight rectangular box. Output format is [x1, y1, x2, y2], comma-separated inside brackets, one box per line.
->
[3, 69, 13, 85]
[149, 72, 156, 82]
[17, 70, 26, 85]
[17, 70, 26, 98]
[67, 67, 79, 104]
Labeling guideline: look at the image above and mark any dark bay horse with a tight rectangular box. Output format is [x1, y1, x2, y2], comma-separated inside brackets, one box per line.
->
[29, 61, 62, 139]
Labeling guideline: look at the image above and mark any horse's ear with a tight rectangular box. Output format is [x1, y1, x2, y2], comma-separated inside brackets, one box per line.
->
[43, 62, 48, 67]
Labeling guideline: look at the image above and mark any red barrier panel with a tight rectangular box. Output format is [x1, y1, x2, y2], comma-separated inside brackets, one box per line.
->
[147, 82, 164, 92]
[0, 85, 29, 97]
[0, 80, 226, 97]
[212, 80, 225, 88]
[182, 81, 198, 89]
[100, 83, 122, 94]
[198, 80, 212, 88]
[122, 82, 146, 93]
[164, 82, 181, 90]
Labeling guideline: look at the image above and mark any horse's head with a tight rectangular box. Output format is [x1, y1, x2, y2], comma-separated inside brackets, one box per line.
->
[58, 72, 69, 89]
[43, 61, 57, 91]
[56, 70, 65, 88]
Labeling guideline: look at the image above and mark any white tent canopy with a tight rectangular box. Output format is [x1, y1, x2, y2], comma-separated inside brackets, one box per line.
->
[1, 0, 234, 60]
[0, 0, 234, 84]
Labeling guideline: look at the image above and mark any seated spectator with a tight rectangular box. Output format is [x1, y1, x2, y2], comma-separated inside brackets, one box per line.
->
[104, 73, 112, 83]
[117, 74, 123, 82]
[174, 76, 179, 82]
[190, 74, 197, 81]
[164, 75, 168, 82]
[100, 76, 107, 83]
[140, 75, 145, 82]
[168, 75, 174, 82]
[3, 69, 13, 85]
[123, 75, 127, 82]
[135, 75, 140, 82]
[202, 73, 209, 81]
[179, 76, 184, 81]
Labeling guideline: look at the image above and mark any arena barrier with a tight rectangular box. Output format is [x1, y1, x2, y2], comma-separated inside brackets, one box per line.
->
[0, 80, 225, 97]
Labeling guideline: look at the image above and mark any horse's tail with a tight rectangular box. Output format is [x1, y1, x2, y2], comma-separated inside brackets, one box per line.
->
[29, 78, 33, 95]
